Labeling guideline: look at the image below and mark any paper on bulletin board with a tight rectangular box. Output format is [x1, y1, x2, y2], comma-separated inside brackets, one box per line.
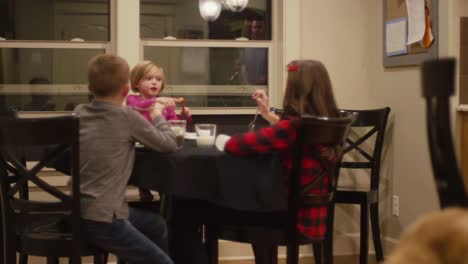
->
[406, 0, 426, 44]
[386, 17, 408, 56]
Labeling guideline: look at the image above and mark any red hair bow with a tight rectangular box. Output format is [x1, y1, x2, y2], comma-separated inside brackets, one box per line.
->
[287, 64, 299, 72]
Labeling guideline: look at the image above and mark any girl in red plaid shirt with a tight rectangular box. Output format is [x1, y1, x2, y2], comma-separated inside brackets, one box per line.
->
[225, 60, 339, 242]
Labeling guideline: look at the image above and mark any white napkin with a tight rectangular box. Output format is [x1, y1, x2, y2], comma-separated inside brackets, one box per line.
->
[215, 134, 231, 151]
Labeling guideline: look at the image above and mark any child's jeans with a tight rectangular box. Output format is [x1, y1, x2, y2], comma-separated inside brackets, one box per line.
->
[82, 207, 173, 264]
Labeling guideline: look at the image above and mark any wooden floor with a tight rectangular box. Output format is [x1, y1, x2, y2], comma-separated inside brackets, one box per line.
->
[23, 255, 379, 264]
[220, 256, 378, 264]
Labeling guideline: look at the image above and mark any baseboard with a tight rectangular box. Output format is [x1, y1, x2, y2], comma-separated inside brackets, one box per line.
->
[217, 233, 399, 259]
[24, 235, 399, 264]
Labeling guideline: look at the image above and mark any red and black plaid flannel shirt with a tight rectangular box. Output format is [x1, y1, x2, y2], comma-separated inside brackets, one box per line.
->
[225, 116, 328, 240]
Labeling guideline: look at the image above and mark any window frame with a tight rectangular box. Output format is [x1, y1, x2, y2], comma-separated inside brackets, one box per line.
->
[141, 39, 273, 114]
[0, 0, 288, 115]
[139, 0, 281, 115]
[0, 0, 113, 114]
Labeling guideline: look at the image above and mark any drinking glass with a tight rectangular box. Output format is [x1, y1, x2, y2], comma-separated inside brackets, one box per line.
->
[168, 120, 186, 149]
[195, 124, 217, 148]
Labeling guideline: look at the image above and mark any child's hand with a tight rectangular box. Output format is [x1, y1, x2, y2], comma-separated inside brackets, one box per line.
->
[252, 89, 269, 116]
[180, 107, 191, 119]
[150, 102, 166, 119]
[156, 97, 177, 107]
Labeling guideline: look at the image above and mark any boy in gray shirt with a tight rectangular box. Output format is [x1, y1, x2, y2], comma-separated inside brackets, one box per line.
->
[76, 54, 176, 264]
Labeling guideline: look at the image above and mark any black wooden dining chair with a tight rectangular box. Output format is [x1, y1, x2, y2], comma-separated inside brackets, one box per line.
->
[205, 113, 355, 264]
[421, 58, 468, 207]
[0, 116, 105, 264]
[330, 107, 391, 264]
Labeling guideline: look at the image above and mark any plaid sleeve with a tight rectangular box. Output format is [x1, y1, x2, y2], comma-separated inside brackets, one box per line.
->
[225, 118, 300, 156]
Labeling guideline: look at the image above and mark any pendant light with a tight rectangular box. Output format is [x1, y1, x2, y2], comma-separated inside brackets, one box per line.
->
[199, 0, 222, 21]
[223, 0, 248, 12]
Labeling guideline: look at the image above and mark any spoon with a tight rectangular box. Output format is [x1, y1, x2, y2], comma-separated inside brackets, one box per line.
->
[248, 109, 259, 132]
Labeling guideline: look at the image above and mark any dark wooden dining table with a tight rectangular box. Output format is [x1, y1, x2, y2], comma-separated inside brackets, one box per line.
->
[49, 129, 287, 215]
[130, 139, 287, 212]
[48, 119, 287, 263]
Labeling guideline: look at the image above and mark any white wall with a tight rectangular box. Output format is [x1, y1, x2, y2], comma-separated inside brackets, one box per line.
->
[299, 0, 466, 257]
[366, 0, 438, 241]
[300, 0, 373, 110]
[300, 0, 393, 255]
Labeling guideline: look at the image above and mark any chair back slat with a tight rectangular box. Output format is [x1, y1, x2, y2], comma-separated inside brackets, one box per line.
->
[10, 199, 69, 212]
[341, 161, 372, 169]
[422, 58, 468, 207]
[0, 116, 78, 146]
[300, 114, 354, 146]
[340, 109, 389, 128]
[0, 115, 83, 261]
[1, 129, 74, 205]
[343, 128, 378, 160]
[338, 107, 391, 190]
[301, 193, 332, 207]
[287, 114, 354, 256]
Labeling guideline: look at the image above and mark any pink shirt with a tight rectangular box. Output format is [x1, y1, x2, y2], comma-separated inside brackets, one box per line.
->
[126, 95, 191, 125]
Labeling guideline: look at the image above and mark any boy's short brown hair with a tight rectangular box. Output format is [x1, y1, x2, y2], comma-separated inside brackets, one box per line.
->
[88, 54, 129, 97]
[130, 61, 165, 93]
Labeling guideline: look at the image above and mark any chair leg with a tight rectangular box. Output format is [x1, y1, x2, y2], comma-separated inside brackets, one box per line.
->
[360, 201, 369, 264]
[47, 257, 59, 264]
[69, 256, 81, 264]
[3, 235, 16, 264]
[160, 194, 173, 222]
[286, 244, 299, 264]
[0, 218, 2, 264]
[252, 243, 278, 264]
[324, 203, 335, 264]
[19, 254, 28, 264]
[312, 242, 323, 264]
[93, 253, 108, 264]
[370, 203, 384, 262]
[205, 226, 219, 264]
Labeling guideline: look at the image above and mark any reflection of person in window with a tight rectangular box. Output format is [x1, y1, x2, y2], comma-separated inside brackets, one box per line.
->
[239, 16, 268, 85]
[65, 94, 94, 111]
[23, 77, 56, 111]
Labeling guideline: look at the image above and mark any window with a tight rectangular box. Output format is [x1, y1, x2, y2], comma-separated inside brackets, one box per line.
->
[0, 0, 110, 41]
[140, 0, 271, 40]
[0, 47, 105, 112]
[141, 0, 273, 110]
[144, 46, 268, 107]
[0, 0, 110, 112]
[0, 0, 280, 112]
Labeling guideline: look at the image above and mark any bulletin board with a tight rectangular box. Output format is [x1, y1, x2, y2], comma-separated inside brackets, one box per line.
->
[383, 0, 438, 67]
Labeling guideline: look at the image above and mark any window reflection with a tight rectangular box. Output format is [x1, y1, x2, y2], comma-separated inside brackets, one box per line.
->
[144, 46, 267, 107]
[22, 78, 55, 111]
[140, 0, 271, 40]
[0, 48, 104, 111]
[0, 0, 110, 41]
[144, 46, 268, 85]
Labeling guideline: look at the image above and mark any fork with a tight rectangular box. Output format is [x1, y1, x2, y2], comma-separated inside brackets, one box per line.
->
[248, 109, 259, 132]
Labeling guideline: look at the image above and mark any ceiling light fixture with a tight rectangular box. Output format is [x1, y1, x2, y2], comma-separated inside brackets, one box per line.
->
[199, 0, 222, 21]
[223, 0, 248, 12]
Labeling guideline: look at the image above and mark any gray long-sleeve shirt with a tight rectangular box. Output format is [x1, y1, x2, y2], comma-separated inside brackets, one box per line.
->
[74, 101, 177, 222]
